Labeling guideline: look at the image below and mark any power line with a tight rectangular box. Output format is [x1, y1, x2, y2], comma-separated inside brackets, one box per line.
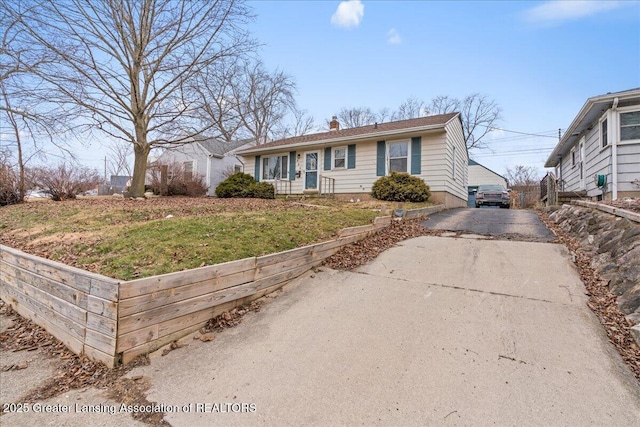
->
[491, 127, 560, 139]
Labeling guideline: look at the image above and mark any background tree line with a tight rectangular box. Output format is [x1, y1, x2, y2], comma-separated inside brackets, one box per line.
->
[1, 0, 502, 201]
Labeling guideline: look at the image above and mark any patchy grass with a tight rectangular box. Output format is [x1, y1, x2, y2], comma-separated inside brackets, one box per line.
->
[0, 197, 379, 280]
[298, 198, 435, 210]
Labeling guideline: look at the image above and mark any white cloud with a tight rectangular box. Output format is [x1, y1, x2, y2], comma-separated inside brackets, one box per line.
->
[331, 0, 364, 29]
[386, 28, 401, 45]
[524, 1, 631, 24]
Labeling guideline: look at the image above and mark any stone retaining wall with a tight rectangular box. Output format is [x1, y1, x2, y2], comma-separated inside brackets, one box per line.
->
[547, 202, 640, 342]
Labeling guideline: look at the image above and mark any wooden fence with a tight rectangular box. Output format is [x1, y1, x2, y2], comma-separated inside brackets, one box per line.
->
[0, 206, 442, 366]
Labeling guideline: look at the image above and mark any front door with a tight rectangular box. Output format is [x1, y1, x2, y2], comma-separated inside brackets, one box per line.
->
[304, 152, 319, 190]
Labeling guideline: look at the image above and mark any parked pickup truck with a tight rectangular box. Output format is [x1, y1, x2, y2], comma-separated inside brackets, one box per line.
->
[475, 184, 510, 209]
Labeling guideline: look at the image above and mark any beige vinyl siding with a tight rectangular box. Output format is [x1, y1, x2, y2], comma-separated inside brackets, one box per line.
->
[583, 124, 611, 198]
[468, 165, 507, 187]
[561, 141, 582, 192]
[617, 143, 640, 192]
[321, 141, 376, 194]
[443, 119, 468, 201]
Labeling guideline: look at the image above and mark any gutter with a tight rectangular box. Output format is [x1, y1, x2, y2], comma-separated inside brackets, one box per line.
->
[236, 123, 448, 155]
[544, 88, 640, 168]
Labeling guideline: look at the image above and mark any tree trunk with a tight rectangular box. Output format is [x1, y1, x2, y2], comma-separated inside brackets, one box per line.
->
[130, 141, 150, 198]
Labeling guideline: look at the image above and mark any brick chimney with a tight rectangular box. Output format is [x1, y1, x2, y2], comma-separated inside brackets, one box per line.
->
[329, 116, 340, 131]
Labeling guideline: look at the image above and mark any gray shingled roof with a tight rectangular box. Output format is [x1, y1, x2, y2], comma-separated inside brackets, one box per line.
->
[237, 113, 458, 154]
[196, 138, 254, 156]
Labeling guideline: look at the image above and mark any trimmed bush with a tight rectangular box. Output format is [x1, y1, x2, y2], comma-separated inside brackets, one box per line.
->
[215, 173, 275, 199]
[371, 171, 431, 203]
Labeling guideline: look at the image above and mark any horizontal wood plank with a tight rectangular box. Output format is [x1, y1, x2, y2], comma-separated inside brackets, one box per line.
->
[216, 269, 255, 291]
[8, 276, 86, 326]
[84, 328, 117, 355]
[117, 324, 159, 353]
[118, 257, 256, 299]
[338, 224, 375, 237]
[255, 254, 315, 280]
[0, 245, 119, 298]
[0, 288, 84, 355]
[87, 312, 117, 337]
[87, 295, 118, 320]
[119, 279, 217, 318]
[83, 345, 116, 368]
[0, 262, 88, 309]
[256, 246, 313, 267]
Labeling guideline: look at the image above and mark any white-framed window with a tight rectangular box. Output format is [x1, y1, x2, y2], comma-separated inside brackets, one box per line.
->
[601, 117, 608, 148]
[388, 140, 409, 173]
[262, 155, 288, 180]
[333, 147, 347, 169]
[234, 164, 242, 174]
[183, 161, 194, 181]
[333, 147, 346, 169]
[620, 110, 640, 142]
[571, 148, 576, 167]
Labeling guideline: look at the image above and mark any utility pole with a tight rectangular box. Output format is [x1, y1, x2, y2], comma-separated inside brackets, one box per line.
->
[104, 156, 107, 183]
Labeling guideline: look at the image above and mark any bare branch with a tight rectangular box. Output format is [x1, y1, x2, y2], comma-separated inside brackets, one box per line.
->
[12, 0, 256, 197]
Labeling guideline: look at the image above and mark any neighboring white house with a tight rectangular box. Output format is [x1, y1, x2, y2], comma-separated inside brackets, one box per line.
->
[545, 88, 640, 201]
[236, 114, 469, 208]
[467, 159, 508, 207]
[156, 137, 255, 196]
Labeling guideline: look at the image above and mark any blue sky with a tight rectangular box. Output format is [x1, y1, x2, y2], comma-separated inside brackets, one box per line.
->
[246, 0, 640, 178]
[26, 1, 638, 180]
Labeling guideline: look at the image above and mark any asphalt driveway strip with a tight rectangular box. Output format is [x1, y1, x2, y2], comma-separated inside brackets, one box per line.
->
[421, 207, 555, 242]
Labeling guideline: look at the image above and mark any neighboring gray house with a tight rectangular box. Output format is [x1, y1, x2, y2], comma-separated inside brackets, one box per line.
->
[157, 137, 255, 196]
[467, 159, 508, 207]
[545, 88, 640, 201]
[236, 114, 469, 208]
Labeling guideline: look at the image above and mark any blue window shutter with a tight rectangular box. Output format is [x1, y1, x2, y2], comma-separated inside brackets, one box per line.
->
[376, 141, 386, 176]
[254, 155, 260, 182]
[289, 151, 296, 180]
[347, 144, 356, 169]
[324, 147, 331, 171]
[411, 137, 421, 175]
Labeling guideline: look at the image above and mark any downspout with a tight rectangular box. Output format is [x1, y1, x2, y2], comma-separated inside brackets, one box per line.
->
[234, 155, 245, 173]
[612, 97, 619, 200]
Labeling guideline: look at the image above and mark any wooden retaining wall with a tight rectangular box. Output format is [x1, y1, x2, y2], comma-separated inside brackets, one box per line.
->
[0, 207, 441, 366]
[115, 227, 384, 363]
[0, 246, 120, 366]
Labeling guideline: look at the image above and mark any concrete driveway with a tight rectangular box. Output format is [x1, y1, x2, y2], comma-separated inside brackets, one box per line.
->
[4, 220, 639, 426]
[123, 235, 639, 426]
[422, 207, 554, 242]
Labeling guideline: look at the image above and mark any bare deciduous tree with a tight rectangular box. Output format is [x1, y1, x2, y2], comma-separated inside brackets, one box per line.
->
[276, 107, 316, 139]
[190, 56, 245, 142]
[107, 140, 133, 179]
[1, 2, 76, 200]
[335, 106, 378, 129]
[392, 97, 426, 121]
[428, 93, 502, 151]
[233, 61, 296, 144]
[504, 165, 541, 187]
[14, 0, 255, 197]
